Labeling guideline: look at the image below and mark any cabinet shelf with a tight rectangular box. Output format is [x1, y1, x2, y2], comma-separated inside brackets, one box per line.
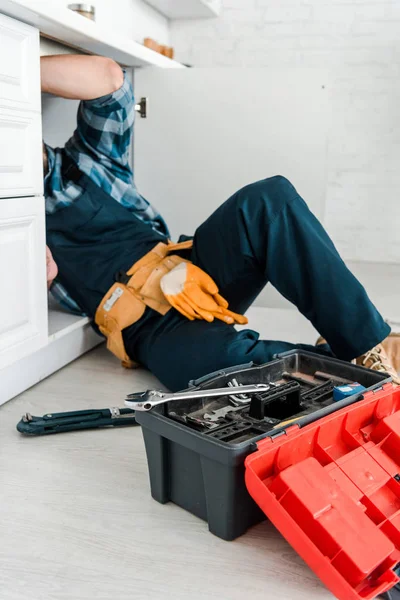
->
[143, 0, 221, 19]
[0, 0, 185, 68]
[48, 304, 91, 342]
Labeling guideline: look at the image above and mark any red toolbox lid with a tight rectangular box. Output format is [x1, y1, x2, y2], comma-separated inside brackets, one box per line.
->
[245, 383, 400, 600]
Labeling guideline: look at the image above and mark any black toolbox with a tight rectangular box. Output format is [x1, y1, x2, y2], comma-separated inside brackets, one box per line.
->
[135, 351, 390, 541]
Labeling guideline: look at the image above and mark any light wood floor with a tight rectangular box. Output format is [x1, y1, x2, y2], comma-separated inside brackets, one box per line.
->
[0, 307, 337, 600]
[2, 261, 399, 600]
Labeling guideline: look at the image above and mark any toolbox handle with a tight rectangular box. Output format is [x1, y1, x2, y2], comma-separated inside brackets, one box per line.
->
[188, 363, 254, 387]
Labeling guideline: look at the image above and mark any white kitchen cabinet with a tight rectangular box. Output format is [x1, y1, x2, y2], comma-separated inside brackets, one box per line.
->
[143, 0, 221, 19]
[0, 0, 183, 69]
[0, 11, 49, 398]
[0, 11, 41, 112]
[0, 195, 47, 370]
[0, 108, 43, 198]
[0, 11, 42, 199]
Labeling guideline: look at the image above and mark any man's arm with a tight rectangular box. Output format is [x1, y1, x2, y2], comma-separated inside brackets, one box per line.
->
[40, 55, 123, 100]
[42, 54, 134, 174]
[42, 55, 128, 292]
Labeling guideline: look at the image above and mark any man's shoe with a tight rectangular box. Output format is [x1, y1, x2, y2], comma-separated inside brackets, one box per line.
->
[356, 341, 400, 385]
[315, 334, 400, 385]
[381, 333, 400, 374]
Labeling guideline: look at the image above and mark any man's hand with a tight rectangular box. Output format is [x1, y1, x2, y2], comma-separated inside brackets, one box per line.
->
[40, 55, 123, 100]
[46, 246, 58, 290]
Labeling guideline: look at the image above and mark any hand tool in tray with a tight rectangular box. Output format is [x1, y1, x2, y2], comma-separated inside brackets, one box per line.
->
[125, 384, 270, 411]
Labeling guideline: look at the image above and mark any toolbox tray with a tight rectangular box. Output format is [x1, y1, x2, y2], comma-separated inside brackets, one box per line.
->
[135, 351, 389, 542]
[163, 351, 387, 443]
[245, 383, 400, 600]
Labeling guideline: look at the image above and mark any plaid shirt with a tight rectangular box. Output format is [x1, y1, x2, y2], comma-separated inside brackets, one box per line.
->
[45, 73, 169, 315]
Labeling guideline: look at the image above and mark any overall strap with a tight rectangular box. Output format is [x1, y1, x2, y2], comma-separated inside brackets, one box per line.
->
[61, 152, 83, 184]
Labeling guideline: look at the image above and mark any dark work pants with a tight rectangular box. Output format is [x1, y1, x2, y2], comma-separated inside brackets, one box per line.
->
[125, 176, 390, 391]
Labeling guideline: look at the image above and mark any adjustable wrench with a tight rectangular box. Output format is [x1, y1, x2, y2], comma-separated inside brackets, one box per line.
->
[125, 384, 270, 412]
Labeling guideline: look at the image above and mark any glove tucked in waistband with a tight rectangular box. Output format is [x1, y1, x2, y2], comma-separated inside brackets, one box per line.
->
[160, 262, 248, 326]
[95, 239, 248, 368]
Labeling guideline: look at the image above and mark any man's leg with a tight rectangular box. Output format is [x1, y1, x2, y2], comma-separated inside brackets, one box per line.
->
[130, 174, 392, 390]
[133, 310, 327, 392]
[191, 175, 390, 361]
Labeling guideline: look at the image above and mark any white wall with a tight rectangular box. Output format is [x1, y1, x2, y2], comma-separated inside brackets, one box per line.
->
[170, 0, 400, 264]
[48, 0, 170, 45]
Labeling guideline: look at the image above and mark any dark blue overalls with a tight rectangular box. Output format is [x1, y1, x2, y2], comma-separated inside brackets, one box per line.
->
[46, 156, 390, 391]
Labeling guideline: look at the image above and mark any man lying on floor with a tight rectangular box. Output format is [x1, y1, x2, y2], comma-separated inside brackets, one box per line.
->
[43, 54, 399, 391]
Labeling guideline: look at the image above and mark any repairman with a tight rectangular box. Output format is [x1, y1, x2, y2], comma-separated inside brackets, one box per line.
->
[42, 54, 400, 391]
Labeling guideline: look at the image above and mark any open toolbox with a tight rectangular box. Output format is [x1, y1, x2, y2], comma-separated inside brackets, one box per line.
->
[134, 351, 400, 599]
[135, 351, 389, 538]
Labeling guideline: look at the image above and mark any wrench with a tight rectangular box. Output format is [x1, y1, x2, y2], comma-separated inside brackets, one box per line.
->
[227, 378, 252, 405]
[125, 384, 270, 412]
[203, 405, 245, 422]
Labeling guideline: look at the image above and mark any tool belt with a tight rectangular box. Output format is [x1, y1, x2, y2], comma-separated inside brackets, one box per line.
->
[95, 240, 193, 369]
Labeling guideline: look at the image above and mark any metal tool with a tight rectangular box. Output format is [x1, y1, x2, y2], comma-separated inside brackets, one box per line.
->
[16, 407, 137, 436]
[125, 384, 270, 412]
[227, 378, 259, 405]
[203, 404, 245, 423]
[185, 415, 215, 430]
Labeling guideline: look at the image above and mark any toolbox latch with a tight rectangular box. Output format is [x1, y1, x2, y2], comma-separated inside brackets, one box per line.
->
[257, 424, 300, 449]
[283, 424, 300, 436]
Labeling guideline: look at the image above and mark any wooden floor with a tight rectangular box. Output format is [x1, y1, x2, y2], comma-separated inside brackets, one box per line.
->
[0, 307, 337, 600]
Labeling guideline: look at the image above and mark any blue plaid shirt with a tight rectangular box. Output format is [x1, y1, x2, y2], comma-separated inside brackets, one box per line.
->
[45, 73, 169, 315]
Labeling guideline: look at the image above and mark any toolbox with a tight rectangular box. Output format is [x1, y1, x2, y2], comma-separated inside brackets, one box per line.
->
[135, 351, 389, 539]
[134, 352, 400, 599]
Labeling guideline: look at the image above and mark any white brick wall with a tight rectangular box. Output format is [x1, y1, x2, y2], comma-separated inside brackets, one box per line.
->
[171, 0, 400, 264]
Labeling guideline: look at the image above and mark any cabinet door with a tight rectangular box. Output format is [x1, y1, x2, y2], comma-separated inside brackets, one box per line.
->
[0, 196, 48, 369]
[134, 68, 330, 240]
[0, 12, 41, 112]
[0, 108, 43, 198]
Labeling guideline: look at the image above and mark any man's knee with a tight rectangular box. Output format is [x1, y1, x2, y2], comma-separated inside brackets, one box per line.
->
[236, 175, 299, 221]
[250, 175, 297, 202]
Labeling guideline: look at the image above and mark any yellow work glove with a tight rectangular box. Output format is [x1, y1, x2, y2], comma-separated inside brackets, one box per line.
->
[160, 262, 248, 325]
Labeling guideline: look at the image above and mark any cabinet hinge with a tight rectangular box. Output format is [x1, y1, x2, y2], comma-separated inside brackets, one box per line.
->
[135, 97, 148, 118]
